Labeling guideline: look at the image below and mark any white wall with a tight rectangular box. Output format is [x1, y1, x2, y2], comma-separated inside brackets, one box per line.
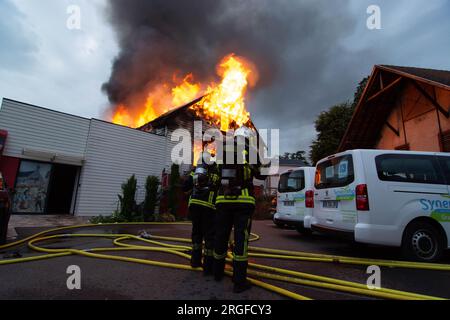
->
[75, 119, 169, 216]
[0, 99, 176, 217]
[0, 99, 90, 166]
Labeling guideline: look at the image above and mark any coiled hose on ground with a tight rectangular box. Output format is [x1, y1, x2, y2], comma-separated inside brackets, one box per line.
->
[0, 222, 448, 300]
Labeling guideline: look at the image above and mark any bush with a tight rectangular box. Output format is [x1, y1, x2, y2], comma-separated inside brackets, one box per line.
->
[118, 174, 138, 221]
[155, 213, 176, 223]
[254, 194, 274, 220]
[143, 176, 159, 222]
[89, 211, 127, 224]
[168, 164, 180, 216]
[91, 175, 140, 224]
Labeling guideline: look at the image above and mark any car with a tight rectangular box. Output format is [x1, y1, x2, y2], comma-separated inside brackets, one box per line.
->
[0, 172, 11, 245]
[273, 167, 316, 235]
[307, 149, 450, 262]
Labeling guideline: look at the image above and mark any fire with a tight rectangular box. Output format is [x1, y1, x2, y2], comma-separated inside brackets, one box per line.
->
[111, 54, 256, 131]
[112, 105, 133, 127]
[191, 54, 256, 131]
[172, 74, 201, 107]
[112, 76, 201, 128]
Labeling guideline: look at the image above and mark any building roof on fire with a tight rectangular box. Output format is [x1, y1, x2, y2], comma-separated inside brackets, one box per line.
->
[338, 65, 450, 152]
[138, 96, 204, 132]
[138, 95, 257, 133]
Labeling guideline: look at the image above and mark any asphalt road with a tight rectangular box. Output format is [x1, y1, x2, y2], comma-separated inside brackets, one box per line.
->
[0, 221, 449, 300]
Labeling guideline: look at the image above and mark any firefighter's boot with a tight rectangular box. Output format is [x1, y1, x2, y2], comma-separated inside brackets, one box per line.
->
[203, 255, 214, 276]
[213, 258, 226, 282]
[190, 249, 202, 268]
[232, 260, 252, 293]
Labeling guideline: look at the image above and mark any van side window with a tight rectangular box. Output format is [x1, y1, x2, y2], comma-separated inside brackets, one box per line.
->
[437, 156, 450, 184]
[375, 154, 445, 185]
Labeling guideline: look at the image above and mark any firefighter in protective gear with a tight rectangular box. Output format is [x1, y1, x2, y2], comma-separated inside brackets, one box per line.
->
[183, 145, 220, 275]
[213, 126, 268, 293]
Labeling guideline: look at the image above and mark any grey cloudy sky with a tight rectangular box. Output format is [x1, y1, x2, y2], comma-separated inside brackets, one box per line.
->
[0, 0, 449, 156]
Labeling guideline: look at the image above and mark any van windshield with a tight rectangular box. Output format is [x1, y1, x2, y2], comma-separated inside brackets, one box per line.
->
[278, 170, 305, 193]
[315, 155, 354, 189]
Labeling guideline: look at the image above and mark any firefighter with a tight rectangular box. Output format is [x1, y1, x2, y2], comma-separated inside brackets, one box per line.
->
[183, 142, 219, 275]
[213, 126, 268, 293]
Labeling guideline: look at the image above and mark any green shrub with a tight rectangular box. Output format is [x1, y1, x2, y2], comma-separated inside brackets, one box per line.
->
[118, 174, 138, 221]
[155, 213, 176, 223]
[143, 176, 159, 221]
[254, 194, 274, 220]
[168, 164, 180, 216]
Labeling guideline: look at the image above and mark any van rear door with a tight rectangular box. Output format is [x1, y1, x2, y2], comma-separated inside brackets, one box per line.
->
[277, 170, 306, 222]
[314, 154, 357, 232]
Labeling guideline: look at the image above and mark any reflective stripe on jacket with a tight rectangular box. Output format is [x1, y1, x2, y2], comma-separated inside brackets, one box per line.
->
[215, 188, 255, 206]
[189, 191, 216, 210]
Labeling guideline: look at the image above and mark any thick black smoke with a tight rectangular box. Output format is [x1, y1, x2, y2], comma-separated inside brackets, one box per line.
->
[103, 0, 351, 105]
[102, 0, 371, 152]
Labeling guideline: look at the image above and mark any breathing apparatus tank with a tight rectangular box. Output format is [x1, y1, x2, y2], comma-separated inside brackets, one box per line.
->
[219, 126, 256, 198]
[192, 152, 212, 198]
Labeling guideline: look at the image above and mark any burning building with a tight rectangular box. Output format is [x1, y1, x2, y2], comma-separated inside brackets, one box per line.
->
[0, 55, 261, 217]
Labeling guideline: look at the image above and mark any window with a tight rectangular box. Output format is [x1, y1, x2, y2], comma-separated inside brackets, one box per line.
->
[315, 155, 354, 189]
[437, 156, 450, 185]
[12, 160, 52, 213]
[376, 154, 445, 185]
[278, 170, 305, 193]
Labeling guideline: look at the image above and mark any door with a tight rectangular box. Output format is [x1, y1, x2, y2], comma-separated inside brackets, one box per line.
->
[314, 154, 357, 232]
[46, 164, 79, 214]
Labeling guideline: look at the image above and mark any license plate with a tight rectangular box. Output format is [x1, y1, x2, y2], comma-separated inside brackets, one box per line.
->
[323, 200, 339, 209]
[283, 201, 295, 207]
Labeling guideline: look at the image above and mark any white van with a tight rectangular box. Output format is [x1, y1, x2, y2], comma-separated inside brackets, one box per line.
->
[307, 149, 450, 262]
[273, 167, 316, 234]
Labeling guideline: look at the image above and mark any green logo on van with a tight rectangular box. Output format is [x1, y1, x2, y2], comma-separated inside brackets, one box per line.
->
[431, 209, 450, 222]
[334, 187, 355, 201]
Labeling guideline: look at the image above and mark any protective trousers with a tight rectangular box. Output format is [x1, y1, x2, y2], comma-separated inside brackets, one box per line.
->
[213, 204, 253, 284]
[190, 204, 216, 273]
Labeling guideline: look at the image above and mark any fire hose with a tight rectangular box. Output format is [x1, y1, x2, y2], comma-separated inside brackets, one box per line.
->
[0, 222, 448, 300]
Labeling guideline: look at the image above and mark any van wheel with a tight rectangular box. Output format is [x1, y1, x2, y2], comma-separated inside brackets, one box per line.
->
[297, 226, 312, 236]
[401, 221, 444, 262]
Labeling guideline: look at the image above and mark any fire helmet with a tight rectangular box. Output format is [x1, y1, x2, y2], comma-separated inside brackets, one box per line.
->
[234, 126, 256, 140]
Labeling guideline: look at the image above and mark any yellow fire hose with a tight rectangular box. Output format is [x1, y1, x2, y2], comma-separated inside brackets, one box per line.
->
[0, 222, 447, 300]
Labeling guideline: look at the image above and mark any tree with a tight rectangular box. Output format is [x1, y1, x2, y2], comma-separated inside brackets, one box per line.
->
[352, 76, 370, 109]
[309, 76, 370, 165]
[168, 163, 181, 217]
[309, 102, 354, 165]
[280, 151, 310, 166]
[118, 174, 138, 221]
[143, 176, 159, 222]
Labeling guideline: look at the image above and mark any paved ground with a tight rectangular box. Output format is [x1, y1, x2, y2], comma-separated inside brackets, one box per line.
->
[1, 220, 450, 300]
[6, 215, 90, 240]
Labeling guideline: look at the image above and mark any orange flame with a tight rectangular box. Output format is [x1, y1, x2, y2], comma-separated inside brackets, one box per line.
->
[172, 74, 201, 107]
[191, 54, 256, 131]
[111, 54, 256, 131]
[112, 105, 133, 127]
